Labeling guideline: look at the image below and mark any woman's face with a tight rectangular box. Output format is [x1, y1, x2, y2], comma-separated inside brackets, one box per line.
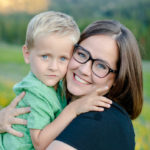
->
[66, 35, 119, 96]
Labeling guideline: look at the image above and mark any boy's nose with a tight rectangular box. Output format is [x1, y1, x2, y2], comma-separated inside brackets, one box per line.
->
[48, 59, 58, 71]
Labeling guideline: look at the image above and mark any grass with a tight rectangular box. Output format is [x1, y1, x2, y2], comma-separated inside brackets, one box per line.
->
[133, 61, 150, 150]
[0, 43, 29, 81]
[0, 43, 24, 64]
[0, 44, 150, 149]
[143, 67, 150, 99]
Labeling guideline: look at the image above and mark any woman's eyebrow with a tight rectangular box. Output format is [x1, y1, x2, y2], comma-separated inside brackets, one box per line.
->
[79, 44, 111, 67]
[97, 58, 110, 66]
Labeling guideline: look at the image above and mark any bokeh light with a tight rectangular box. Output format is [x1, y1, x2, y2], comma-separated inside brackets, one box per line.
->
[0, 0, 49, 14]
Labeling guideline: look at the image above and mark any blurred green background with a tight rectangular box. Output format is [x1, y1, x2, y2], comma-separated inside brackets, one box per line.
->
[0, 0, 150, 149]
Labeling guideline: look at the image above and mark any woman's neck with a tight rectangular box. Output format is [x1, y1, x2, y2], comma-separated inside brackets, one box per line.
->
[70, 95, 81, 102]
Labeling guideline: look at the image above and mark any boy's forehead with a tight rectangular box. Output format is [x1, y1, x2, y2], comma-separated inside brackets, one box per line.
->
[34, 33, 76, 43]
[32, 34, 74, 55]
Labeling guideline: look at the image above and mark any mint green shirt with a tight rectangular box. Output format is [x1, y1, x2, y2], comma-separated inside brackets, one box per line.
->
[0, 72, 67, 150]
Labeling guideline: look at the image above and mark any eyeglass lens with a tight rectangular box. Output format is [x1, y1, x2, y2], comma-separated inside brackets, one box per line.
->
[73, 45, 111, 78]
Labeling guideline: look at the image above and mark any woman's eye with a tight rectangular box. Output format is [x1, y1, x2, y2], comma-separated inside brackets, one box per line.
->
[97, 63, 107, 70]
[78, 52, 86, 58]
[60, 57, 67, 61]
[42, 55, 48, 60]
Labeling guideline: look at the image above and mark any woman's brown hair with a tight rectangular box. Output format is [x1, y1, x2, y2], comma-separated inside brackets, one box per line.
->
[79, 20, 143, 120]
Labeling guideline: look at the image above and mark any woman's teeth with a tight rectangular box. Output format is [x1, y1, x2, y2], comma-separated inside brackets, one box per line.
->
[75, 75, 89, 84]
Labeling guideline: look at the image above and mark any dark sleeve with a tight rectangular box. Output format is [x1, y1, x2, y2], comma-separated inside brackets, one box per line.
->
[56, 111, 135, 150]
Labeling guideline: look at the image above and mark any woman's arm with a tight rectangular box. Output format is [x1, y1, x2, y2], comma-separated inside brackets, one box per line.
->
[30, 87, 112, 150]
[0, 92, 30, 137]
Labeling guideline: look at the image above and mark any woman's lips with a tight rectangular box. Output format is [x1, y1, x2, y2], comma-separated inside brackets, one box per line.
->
[73, 73, 91, 85]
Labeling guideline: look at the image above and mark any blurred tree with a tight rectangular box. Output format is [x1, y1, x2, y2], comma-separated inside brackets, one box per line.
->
[0, 0, 150, 60]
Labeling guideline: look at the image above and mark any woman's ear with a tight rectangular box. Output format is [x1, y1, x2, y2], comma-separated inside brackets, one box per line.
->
[22, 45, 30, 64]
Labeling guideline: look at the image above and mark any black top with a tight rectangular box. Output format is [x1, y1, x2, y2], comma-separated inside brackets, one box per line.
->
[56, 102, 135, 150]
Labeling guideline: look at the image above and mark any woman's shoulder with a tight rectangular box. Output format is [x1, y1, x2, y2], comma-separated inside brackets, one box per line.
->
[78, 101, 134, 136]
[80, 101, 131, 122]
[56, 102, 135, 150]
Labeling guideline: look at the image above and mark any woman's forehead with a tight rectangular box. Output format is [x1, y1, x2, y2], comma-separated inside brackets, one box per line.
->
[79, 35, 119, 67]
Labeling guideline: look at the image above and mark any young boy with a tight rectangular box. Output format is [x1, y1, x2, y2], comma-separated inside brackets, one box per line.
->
[0, 11, 110, 150]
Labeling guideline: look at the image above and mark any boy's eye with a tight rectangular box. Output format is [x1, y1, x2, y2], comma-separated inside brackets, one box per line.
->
[42, 55, 48, 60]
[60, 57, 67, 61]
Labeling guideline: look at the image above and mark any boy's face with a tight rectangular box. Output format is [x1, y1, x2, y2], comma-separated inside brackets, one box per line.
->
[23, 34, 74, 88]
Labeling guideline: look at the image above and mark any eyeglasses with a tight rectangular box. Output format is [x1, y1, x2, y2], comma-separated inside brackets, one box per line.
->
[73, 44, 118, 78]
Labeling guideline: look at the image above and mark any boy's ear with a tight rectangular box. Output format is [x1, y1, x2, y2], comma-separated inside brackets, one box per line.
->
[22, 45, 30, 64]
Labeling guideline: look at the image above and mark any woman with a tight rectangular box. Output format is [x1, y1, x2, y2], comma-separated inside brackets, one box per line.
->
[0, 20, 143, 150]
[46, 20, 143, 150]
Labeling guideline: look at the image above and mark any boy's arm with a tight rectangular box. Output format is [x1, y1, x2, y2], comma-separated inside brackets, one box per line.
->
[46, 140, 77, 150]
[30, 87, 112, 150]
[30, 105, 76, 150]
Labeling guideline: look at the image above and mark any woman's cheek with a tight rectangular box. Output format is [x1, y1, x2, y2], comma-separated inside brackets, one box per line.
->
[94, 75, 115, 91]
[105, 75, 116, 89]
[68, 57, 80, 70]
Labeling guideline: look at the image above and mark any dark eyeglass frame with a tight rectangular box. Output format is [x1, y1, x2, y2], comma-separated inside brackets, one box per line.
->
[73, 44, 118, 78]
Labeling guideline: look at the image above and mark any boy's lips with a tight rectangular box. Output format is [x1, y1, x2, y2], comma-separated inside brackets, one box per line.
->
[73, 73, 91, 85]
[46, 75, 57, 77]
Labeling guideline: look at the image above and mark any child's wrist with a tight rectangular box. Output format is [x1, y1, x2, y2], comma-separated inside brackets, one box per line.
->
[65, 103, 77, 118]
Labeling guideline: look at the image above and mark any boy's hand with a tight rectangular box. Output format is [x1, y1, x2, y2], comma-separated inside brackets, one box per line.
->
[0, 92, 30, 137]
[67, 86, 112, 116]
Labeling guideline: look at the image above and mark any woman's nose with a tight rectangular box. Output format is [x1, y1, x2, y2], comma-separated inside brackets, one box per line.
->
[79, 61, 92, 76]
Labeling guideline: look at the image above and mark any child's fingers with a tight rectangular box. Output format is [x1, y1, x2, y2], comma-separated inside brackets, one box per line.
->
[9, 92, 26, 108]
[7, 127, 24, 137]
[13, 107, 30, 116]
[11, 118, 27, 125]
[95, 101, 111, 108]
[97, 96, 112, 104]
[90, 106, 104, 112]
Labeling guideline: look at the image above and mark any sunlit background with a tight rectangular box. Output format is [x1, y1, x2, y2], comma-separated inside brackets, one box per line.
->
[0, 0, 150, 149]
[0, 0, 49, 13]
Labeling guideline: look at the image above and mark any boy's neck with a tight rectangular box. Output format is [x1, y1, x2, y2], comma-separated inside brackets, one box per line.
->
[54, 84, 58, 90]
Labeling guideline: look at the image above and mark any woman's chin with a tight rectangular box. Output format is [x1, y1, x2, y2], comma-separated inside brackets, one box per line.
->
[67, 86, 86, 97]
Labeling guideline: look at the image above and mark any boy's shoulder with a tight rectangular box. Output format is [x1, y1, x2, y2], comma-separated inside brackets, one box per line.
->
[13, 72, 66, 110]
[13, 72, 56, 97]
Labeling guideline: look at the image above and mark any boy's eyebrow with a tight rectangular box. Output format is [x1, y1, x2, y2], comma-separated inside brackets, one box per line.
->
[38, 49, 52, 54]
[60, 54, 72, 59]
[39, 51, 52, 55]
[38, 51, 71, 58]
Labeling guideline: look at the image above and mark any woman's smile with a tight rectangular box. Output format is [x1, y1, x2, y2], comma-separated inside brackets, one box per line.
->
[73, 73, 91, 85]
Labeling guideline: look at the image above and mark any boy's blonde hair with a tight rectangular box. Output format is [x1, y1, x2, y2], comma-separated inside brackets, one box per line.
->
[25, 11, 80, 49]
